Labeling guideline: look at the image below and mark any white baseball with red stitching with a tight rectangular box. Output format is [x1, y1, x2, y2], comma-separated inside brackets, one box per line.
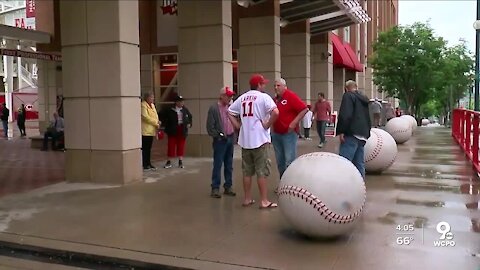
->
[421, 118, 430, 126]
[385, 117, 412, 144]
[400, 115, 417, 131]
[278, 152, 366, 237]
[364, 128, 398, 173]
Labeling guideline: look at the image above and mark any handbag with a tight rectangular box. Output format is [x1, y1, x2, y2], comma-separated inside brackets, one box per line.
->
[157, 130, 165, 140]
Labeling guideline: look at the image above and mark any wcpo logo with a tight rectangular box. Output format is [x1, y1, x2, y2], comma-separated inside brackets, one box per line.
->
[433, 221, 455, 247]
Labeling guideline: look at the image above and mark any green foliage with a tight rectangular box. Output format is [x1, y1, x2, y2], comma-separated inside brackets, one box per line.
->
[370, 22, 474, 118]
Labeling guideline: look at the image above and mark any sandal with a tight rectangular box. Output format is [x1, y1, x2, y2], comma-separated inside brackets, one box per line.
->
[259, 202, 278, 209]
[242, 200, 255, 207]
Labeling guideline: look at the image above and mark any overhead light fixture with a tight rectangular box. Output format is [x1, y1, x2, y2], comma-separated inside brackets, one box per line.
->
[280, 19, 289, 28]
[237, 0, 250, 8]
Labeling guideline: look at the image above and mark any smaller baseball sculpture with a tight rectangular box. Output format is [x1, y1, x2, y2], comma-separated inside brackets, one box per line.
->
[421, 118, 430, 126]
[401, 115, 417, 132]
[278, 152, 366, 238]
[364, 128, 398, 173]
[385, 117, 412, 144]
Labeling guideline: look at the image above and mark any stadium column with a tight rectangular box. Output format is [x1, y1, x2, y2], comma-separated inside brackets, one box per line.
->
[177, 0, 233, 157]
[365, 0, 376, 99]
[60, 0, 142, 184]
[281, 20, 311, 104]
[238, 0, 281, 93]
[311, 33, 334, 110]
[37, 61, 60, 134]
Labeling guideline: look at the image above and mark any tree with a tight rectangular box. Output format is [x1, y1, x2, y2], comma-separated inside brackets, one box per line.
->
[434, 42, 474, 117]
[370, 22, 446, 117]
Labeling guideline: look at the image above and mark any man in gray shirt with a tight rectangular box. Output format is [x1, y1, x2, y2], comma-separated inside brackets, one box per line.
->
[371, 98, 383, 128]
[41, 112, 64, 151]
[206, 87, 237, 198]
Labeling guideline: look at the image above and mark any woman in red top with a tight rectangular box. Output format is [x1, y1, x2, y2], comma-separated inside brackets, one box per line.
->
[395, 107, 402, 117]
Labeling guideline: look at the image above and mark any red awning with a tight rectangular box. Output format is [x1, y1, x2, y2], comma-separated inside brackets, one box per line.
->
[330, 33, 355, 70]
[343, 42, 364, 72]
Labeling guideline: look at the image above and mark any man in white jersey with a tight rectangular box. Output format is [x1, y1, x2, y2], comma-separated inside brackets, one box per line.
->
[228, 74, 279, 209]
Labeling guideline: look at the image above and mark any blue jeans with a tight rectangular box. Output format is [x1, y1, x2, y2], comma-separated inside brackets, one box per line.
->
[339, 135, 366, 179]
[1, 120, 7, 137]
[271, 131, 298, 178]
[316, 121, 327, 143]
[211, 135, 234, 190]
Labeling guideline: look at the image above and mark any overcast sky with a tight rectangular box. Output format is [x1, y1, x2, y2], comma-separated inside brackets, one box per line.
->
[398, 0, 476, 52]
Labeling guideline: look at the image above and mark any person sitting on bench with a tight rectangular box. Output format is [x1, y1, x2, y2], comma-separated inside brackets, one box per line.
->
[41, 112, 64, 151]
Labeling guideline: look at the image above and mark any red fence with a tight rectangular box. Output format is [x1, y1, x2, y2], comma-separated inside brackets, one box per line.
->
[452, 108, 480, 172]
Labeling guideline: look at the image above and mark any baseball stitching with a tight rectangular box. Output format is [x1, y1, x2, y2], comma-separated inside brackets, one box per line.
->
[389, 128, 410, 134]
[385, 151, 397, 169]
[279, 185, 365, 224]
[365, 130, 382, 163]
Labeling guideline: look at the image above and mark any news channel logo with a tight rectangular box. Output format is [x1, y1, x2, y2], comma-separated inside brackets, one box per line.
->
[434, 221, 455, 247]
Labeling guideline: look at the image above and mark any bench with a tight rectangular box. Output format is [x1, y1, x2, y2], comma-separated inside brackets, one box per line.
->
[30, 135, 44, 149]
[30, 135, 64, 150]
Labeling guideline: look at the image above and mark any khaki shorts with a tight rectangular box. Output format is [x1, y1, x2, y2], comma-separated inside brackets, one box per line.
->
[241, 144, 271, 178]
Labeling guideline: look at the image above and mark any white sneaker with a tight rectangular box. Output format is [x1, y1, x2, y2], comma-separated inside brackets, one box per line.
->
[317, 143, 324, 148]
[306, 138, 312, 141]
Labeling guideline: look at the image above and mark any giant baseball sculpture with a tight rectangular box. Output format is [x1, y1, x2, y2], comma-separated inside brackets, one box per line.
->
[278, 152, 366, 237]
[385, 117, 412, 144]
[401, 115, 417, 132]
[364, 128, 398, 173]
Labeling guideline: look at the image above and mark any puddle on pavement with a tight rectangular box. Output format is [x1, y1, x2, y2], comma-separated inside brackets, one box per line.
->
[395, 198, 480, 210]
[393, 182, 480, 194]
[394, 182, 459, 193]
[377, 212, 427, 228]
[396, 198, 460, 209]
[385, 170, 469, 180]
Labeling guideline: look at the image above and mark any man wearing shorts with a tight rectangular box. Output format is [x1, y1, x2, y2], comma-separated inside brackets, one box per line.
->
[228, 74, 279, 209]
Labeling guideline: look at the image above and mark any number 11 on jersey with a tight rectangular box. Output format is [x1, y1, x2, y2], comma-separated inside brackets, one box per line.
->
[242, 101, 254, 117]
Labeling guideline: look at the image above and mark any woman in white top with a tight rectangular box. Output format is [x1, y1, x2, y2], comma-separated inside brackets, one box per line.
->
[302, 105, 313, 140]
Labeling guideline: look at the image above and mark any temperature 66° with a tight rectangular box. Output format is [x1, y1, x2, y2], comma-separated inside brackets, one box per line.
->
[396, 237, 413, 245]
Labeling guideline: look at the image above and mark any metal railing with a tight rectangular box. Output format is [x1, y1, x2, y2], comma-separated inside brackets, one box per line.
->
[20, 65, 37, 87]
[452, 108, 480, 172]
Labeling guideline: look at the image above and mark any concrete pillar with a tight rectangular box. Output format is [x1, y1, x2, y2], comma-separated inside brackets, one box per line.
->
[140, 54, 153, 97]
[238, 0, 281, 92]
[60, 0, 142, 184]
[311, 33, 333, 107]
[281, 21, 310, 103]
[333, 67, 345, 111]
[37, 60, 59, 133]
[358, 2, 367, 95]
[177, 0, 232, 157]
[17, 56, 22, 90]
[364, 67, 374, 99]
[3, 55, 13, 124]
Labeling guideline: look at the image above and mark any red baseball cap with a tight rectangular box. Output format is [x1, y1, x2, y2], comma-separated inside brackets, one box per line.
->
[249, 74, 269, 88]
[220, 86, 235, 97]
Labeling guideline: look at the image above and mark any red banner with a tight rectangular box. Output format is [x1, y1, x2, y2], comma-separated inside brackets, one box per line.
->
[26, 0, 35, 18]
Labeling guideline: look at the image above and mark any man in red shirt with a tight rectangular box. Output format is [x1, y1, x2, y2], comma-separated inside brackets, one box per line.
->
[312, 92, 332, 148]
[271, 78, 308, 182]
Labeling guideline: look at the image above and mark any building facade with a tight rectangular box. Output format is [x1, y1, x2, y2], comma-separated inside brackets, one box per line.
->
[0, 0, 398, 184]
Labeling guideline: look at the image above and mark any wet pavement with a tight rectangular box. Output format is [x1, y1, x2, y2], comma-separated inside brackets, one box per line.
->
[0, 126, 479, 269]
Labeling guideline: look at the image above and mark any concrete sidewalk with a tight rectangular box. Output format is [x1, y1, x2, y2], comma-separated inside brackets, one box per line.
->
[0, 127, 478, 269]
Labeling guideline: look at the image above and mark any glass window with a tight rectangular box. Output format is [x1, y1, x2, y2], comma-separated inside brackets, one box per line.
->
[152, 53, 178, 106]
[344, 26, 350, 43]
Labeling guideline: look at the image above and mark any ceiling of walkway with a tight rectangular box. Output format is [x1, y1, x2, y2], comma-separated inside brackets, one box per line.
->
[241, 0, 370, 35]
